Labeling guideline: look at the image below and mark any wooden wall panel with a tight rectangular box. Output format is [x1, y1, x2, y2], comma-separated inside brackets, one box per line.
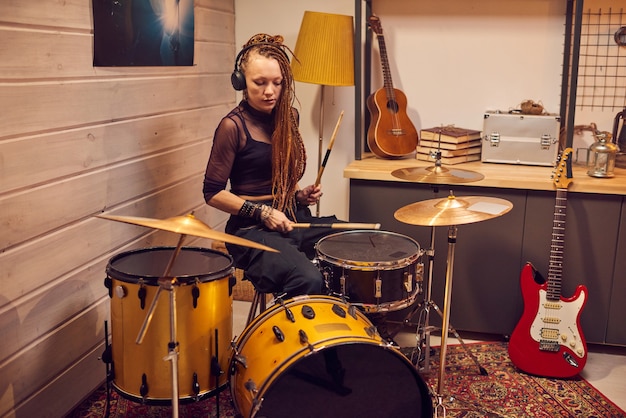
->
[0, 75, 233, 138]
[0, 300, 108, 417]
[196, 8, 236, 42]
[0, 1, 91, 31]
[0, 29, 94, 79]
[2, 141, 210, 249]
[10, 343, 107, 418]
[2, 176, 212, 305]
[0, 106, 230, 193]
[0, 28, 234, 79]
[0, 0, 237, 416]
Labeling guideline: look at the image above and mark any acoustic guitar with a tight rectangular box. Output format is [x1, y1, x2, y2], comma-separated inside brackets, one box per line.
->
[508, 148, 588, 378]
[367, 15, 419, 159]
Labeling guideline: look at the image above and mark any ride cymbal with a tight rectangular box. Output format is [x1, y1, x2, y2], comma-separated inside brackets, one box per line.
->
[391, 165, 484, 184]
[394, 194, 513, 226]
[98, 213, 279, 252]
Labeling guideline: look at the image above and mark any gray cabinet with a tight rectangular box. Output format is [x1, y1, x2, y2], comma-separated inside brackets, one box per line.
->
[349, 179, 626, 346]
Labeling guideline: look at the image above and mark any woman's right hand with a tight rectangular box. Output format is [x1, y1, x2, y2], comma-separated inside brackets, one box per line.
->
[262, 207, 293, 233]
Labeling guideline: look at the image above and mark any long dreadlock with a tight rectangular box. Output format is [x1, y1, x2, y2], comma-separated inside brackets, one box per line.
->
[239, 34, 307, 220]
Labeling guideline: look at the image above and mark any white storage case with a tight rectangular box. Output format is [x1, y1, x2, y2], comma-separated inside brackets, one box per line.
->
[481, 111, 561, 166]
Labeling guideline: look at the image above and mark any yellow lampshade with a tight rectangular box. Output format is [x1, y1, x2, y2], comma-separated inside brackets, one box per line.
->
[291, 11, 355, 87]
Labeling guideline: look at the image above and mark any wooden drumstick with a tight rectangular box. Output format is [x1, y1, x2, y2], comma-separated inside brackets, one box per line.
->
[314, 110, 344, 187]
[291, 222, 381, 230]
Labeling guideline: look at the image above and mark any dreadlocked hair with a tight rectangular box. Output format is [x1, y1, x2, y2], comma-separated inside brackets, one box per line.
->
[240, 34, 307, 219]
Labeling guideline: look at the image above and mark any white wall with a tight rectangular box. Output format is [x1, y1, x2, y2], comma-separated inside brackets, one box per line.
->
[234, 0, 623, 220]
[235, 0, 355, 220]
[372, 0, 623, 160]
[370, 1, 566, 131]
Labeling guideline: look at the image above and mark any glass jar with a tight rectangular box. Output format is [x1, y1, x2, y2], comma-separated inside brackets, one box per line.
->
[587, 133, 619, 178]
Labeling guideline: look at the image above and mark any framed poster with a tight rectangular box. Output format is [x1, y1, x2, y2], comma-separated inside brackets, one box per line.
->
[93, 0, 194, 66]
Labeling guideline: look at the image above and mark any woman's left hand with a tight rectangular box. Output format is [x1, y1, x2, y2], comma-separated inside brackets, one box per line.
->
[296, 185, 323, 206]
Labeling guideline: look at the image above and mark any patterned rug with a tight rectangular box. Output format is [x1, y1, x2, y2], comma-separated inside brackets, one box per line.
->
[67, 342, 625, 418]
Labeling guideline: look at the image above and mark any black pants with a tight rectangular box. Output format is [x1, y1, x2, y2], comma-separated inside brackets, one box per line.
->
[225, 206, 341, 299]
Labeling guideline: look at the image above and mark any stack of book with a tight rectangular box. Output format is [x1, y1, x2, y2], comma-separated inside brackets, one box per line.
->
[417, 126, 483, 164]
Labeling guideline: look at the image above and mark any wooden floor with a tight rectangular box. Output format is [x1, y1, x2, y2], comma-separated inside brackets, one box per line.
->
[233, 300, 626, 413]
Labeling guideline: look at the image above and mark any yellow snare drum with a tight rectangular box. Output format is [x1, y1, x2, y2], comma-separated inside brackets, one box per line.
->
[105, 246, 234, 404]
[229, 295, 432, 418]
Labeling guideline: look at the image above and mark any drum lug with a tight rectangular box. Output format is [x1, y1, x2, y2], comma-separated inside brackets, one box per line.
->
[211, 356, 223, 377]
[272, 325, 285, 342]
[230, 339, 248, 369]
[104, 277, 112, 298]
[340, 274, 346, 297]
[137, 282, 147, 310]
[416, 262, 424, 281]
[365, 325, 378, 339]
[229, 273, 236, 296]
[301, 304, 315, 320]
[331, 304, 346, 318]
[298, 329, 315, 352]
[322, 269, 331, 293]
[192, 372, 200, 397]
[139, 373, 149, 398]
[403, 272, 413, 293]
[375, 277, 382, 298]
[348, 304, 358, 319]
[249, 383, 264, 417]
[192, 284, 200, 309]
[100, 345, 112, 364]
[277, 298, 295, 322]
[244, 378, 258, 395]
[232, 353, 248, 370]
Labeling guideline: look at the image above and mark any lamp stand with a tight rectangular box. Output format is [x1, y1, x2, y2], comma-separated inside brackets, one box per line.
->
[316, 85, 326, 217]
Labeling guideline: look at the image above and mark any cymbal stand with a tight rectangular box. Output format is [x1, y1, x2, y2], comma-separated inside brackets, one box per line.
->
[434, 226, 489, 417]
[435, 225, 457, 412]
[403, 202, 486, 378]
[135, 234, 187, 418]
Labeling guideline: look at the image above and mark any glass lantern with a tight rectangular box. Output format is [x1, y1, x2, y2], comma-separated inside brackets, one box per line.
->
[587, 132, 619, 178]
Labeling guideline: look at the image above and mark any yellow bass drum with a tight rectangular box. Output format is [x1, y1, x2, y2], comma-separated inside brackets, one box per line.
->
[229, 295, 432, 418]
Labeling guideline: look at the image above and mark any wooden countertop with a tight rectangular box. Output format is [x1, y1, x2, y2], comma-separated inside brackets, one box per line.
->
[344, 153, 626, 195]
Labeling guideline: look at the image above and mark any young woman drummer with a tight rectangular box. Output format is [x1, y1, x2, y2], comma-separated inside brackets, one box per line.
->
[202, 33, 342, 299]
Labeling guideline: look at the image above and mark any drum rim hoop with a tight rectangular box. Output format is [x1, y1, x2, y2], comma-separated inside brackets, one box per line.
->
[106, 246, 234, 284]
[315, 230, 421, 269]
[231, 337, 430, 417]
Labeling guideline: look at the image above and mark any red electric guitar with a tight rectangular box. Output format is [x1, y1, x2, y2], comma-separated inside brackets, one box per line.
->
[366, 15, 418, 159]
[508, 148, 588, 378]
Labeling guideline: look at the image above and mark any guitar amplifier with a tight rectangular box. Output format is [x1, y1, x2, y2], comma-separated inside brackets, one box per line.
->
[481, 111, 561, 166]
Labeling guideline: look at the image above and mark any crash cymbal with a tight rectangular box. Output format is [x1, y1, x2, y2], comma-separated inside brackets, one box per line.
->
[98, 213, 279, 253]
[394, 193, 513, 226]
[391, 165, 484, 184]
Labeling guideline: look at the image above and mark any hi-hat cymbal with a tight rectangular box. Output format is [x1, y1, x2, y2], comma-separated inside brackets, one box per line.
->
[391, 165, 485, 184]
[98, 213, 279, 252]
[394, 194, 513, 226]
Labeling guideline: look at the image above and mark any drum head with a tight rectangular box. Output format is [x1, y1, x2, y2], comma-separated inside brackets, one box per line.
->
[256, 342, 431, 418]
[316, 230, 420, 269]
[107, 246, 233, 285]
